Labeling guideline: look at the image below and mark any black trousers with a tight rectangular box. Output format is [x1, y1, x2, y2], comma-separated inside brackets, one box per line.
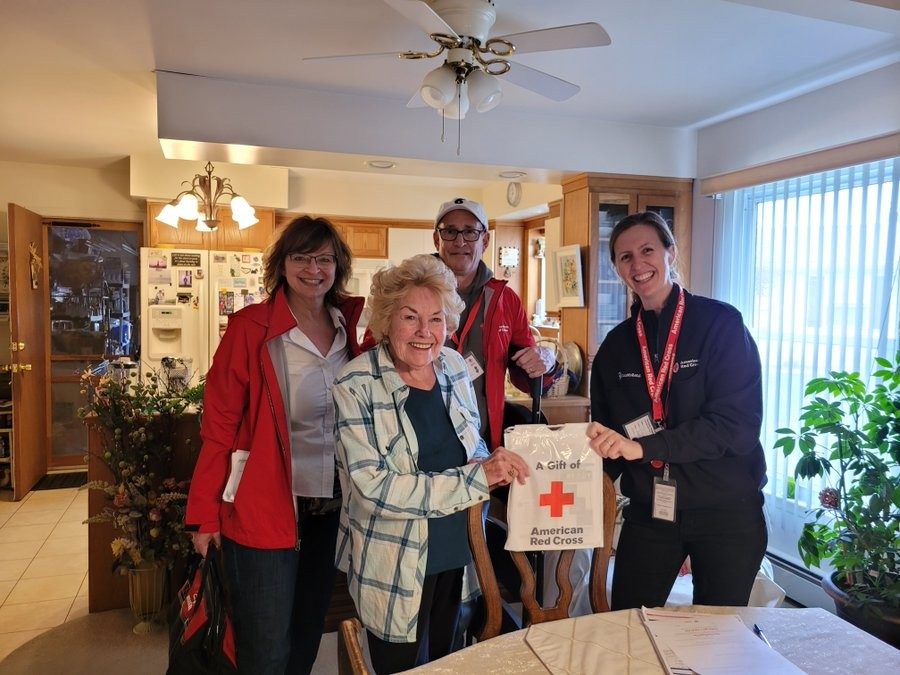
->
[221, 509, 339, 675]
[366, 568, 464, 675]
[611, 498, 768, 610]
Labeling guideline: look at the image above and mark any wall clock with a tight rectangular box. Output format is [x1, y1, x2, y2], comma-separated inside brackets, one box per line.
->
[506, 181, 522, 207]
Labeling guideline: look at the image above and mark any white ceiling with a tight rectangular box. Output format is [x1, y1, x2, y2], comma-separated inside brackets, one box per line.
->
[0, 0, 898, 183]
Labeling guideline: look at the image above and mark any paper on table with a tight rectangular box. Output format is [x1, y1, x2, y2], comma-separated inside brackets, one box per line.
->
[641, 608, 806, 675]
[525, 611, 663, 675]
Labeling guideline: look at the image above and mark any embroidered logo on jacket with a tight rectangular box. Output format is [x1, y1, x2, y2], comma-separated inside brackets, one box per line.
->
[618, 372, 642, 380]
[675, 358, 699, 373]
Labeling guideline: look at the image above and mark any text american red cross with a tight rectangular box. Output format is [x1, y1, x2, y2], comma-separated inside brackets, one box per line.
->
[539, 481, 575, 518]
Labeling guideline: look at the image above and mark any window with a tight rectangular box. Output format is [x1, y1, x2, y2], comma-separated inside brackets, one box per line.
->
[711, 157, 899, 567]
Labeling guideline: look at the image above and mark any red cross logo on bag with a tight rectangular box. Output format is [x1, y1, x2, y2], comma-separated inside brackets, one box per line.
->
[539, 481, 575, 517]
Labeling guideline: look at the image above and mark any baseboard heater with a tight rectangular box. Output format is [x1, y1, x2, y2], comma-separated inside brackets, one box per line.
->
[766, 552, 835, 612]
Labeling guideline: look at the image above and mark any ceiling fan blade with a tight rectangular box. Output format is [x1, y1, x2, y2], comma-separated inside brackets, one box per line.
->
[382, 0, 459, 38]
[303, 51, 404, 62]
[502, 62, 580, 102]
[495, 22, 611, 55]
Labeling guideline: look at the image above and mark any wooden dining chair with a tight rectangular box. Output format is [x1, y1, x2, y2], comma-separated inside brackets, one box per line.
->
[467, 472, 618, 641]
[337, 617, 371, 675]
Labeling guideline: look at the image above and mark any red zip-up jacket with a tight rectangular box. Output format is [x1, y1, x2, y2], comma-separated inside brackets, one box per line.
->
[480, 278, 556, 450]
[185, 287, 365, 549]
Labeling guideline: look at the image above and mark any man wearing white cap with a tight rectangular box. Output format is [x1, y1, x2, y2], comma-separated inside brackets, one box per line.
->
[434, 197, 556, 451]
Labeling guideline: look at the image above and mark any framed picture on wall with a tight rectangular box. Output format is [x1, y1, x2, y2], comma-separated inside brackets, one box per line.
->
[555, 244, 584, 308]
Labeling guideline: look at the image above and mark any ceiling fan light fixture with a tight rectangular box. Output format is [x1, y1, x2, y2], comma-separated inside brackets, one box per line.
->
[442, 82, 469, 120]
[466, 68, 502, 113]
[420, 64, 457, 109]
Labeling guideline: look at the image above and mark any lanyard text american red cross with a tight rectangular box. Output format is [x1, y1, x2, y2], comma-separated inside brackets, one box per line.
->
[539, 481, 575, 518]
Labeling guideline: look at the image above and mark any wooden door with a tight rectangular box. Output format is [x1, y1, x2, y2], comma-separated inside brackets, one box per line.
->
[7, 204, 48, 499]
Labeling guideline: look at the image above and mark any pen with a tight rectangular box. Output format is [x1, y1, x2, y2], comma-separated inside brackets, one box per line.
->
[753, 623, 772, 648]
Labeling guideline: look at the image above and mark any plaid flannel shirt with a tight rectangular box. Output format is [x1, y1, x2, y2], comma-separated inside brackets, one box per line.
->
[333, 343, 490, 643]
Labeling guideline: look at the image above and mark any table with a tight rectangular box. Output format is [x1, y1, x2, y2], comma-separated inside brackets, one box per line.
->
[410, 607, 899, 674]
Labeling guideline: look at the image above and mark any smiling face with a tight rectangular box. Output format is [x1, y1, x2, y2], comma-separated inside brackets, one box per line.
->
[433, 209, 489, 289]
[282, 243, 336, 308]
[612, 223, 677, 313]
[387, 285, 447, 380]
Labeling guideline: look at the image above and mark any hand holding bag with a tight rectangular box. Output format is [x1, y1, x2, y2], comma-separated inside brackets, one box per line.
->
[167, 545, 238, 674]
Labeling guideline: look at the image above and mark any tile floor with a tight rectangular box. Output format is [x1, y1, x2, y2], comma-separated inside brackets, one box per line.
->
[0, 487, 88, 662]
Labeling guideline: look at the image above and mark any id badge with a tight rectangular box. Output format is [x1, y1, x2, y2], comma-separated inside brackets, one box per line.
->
[463, 351, 484, 381]
[623, 413, 660, 440]
[652, 475, 677, 522]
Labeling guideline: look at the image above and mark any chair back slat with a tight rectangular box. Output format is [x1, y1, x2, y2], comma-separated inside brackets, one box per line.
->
[468, 473, 619, 641]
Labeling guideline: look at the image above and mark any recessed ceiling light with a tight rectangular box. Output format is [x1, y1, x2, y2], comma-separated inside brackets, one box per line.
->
[499, 170, 526, 179]
[366, 160, 396, 170]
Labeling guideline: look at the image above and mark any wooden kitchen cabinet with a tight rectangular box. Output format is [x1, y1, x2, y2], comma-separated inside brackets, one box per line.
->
[562, 174, 693, 384]
[339, 221, 388, 258]
[145, 201, 275, 251]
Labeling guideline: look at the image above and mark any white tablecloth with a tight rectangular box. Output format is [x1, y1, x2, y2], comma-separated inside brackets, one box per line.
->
[409, 607, 900, 674]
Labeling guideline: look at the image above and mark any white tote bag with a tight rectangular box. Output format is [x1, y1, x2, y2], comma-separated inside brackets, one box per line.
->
[504, 423, 604, 552]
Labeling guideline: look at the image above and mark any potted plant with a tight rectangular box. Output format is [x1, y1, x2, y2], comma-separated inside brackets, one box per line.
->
[774, 352, 899, 646]
[79, 365, 195, 631]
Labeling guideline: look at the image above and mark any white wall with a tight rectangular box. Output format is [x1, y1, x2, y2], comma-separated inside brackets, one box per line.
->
[0, 159, 143, 226]
[696, 63, 900, 180]
[157, 71, 698, 179]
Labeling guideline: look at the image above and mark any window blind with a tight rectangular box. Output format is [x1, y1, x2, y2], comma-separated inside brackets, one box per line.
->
[711, 157, 899, 567]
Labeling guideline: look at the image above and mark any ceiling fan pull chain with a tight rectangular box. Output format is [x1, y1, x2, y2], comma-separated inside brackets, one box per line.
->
[456, 80, 462, 156]
[441, 108, 446, 144]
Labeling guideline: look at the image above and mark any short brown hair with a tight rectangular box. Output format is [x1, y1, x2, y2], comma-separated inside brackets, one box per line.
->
[263, 215, 352, 307]
[367, 254, 464, 343]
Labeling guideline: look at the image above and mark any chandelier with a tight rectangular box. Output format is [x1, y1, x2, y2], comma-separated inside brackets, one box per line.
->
[155, 161, 258, 232]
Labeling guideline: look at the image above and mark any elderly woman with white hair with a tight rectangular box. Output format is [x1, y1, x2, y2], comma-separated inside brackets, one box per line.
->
[333, 254, 529, 674]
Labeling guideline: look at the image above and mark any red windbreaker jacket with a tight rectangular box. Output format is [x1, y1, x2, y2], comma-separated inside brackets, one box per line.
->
[185, 288, 365, 549]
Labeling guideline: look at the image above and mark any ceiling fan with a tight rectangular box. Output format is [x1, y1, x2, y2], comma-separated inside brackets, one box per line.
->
[304, 0, 611, 119]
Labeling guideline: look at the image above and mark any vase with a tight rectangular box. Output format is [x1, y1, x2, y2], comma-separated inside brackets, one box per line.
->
[128, 561, 167, 635]
[821, 571, 900, 648]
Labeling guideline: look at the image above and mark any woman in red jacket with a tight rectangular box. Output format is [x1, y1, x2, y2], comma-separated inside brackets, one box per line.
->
[186, 216, 365, 674]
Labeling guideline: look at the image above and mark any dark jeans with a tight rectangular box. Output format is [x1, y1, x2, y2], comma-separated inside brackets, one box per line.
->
[366, 568, 463, 675]
[611, 498, 767, 610]
[221, 509, 339, 675]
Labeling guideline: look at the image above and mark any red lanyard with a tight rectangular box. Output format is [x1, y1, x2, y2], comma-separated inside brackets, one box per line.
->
[635, 287, 685, 425]
[450, 291, 484, 354]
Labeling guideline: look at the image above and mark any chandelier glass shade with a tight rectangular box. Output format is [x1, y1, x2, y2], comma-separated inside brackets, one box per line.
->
[155, 162, 258, 232]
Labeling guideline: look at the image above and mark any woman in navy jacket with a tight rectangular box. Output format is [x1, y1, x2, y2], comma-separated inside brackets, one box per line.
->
[587, 211, 767, 610]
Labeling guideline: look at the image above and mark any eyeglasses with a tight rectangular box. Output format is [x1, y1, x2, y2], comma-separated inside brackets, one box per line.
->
[286, 253, 337, 267]
[436, 227, 486, 242]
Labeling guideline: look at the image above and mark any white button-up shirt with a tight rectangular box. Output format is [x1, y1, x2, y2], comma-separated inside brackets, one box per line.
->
[278, 306, 349, 497]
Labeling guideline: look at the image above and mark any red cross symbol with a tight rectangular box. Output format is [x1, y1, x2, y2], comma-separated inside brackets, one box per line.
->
[539, 481, 575, 518]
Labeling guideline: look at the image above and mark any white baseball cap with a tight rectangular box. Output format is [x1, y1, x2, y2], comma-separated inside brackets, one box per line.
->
[434, 198, 488, 230]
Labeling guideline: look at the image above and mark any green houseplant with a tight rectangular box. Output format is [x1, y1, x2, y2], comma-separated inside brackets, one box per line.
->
[774, 353, 899, 644]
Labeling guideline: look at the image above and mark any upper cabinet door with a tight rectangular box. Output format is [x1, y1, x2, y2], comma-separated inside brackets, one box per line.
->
[212, 207, 275, 251]
[7, 203, 48, 499]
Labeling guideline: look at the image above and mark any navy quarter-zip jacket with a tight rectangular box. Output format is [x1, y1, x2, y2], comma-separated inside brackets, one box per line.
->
[590, 285, 767, 512]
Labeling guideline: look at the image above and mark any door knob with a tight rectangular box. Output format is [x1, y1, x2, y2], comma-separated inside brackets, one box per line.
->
[9, 342, 24, 352]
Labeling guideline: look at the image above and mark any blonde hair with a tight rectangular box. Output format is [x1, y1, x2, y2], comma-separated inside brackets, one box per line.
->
[367, 254, 465, 342]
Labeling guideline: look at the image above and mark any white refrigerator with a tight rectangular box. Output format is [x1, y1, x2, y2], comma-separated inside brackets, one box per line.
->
[139, 248, 266, 385]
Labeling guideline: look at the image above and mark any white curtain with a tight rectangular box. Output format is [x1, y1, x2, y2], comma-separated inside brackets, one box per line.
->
[711, 157, 899, 566]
